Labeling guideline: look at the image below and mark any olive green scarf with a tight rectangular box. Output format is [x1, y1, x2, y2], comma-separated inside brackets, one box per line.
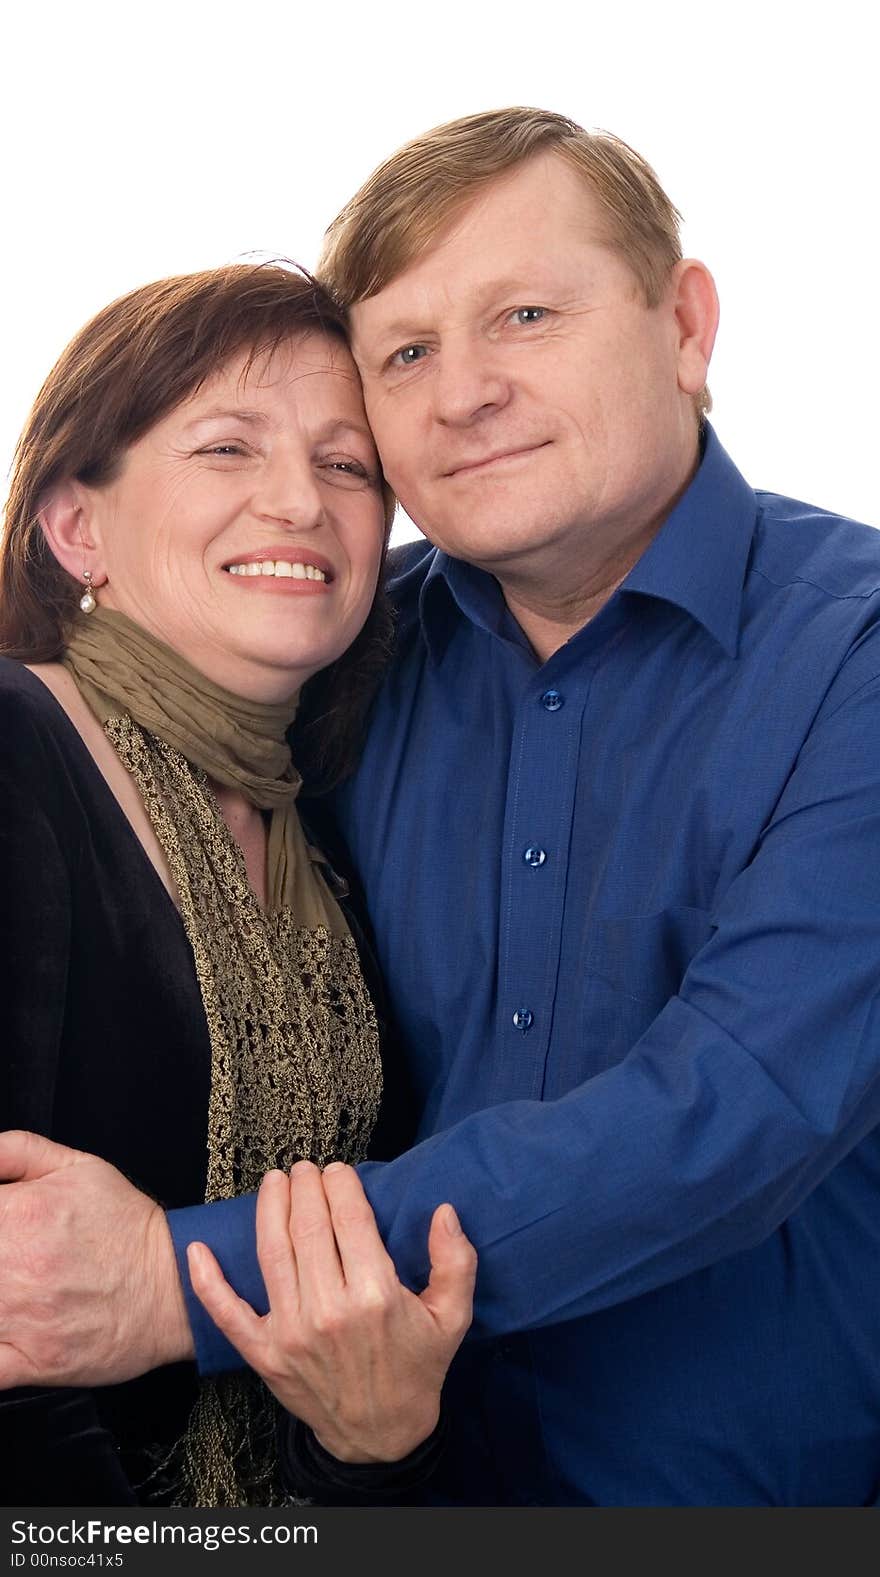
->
[64, 606, 342, 929]
[62, 608, 382, 1506]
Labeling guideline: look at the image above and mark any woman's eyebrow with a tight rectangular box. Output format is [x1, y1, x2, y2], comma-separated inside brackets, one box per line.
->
[316, 419, 375, 444]
[183, 407, 269, 429]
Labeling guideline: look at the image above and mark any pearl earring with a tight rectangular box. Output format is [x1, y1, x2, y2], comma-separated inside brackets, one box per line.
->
[79, 569, 97, 614]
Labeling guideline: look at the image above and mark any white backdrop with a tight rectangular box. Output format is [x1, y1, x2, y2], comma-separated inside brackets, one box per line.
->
[3, 0, 877, 540]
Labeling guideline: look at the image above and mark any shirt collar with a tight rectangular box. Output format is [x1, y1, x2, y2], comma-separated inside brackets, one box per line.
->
[419, 424, 758, 663]
[620, 424, 757, 659]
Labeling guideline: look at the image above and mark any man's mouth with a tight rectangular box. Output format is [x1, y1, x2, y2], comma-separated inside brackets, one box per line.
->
[445, 442, 548, 477]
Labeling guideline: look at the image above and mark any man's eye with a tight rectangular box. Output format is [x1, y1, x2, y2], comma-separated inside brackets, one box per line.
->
[511, 306, 546, 326]
[390, 344, 428, 368]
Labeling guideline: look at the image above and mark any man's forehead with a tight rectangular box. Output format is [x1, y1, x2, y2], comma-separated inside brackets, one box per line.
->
[350, 155, 611, 342]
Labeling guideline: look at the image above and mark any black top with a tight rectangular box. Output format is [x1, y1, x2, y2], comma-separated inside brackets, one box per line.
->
[0, 659, 417, 1506]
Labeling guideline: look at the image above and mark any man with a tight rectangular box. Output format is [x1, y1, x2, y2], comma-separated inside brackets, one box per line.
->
[3, 107, 880, 1505]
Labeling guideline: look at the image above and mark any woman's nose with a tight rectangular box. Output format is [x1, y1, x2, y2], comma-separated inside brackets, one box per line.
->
[254, 452, 324, 528]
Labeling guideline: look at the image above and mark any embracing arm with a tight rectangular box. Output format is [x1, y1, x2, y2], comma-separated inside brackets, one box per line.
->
[169, 660, 880, 1361]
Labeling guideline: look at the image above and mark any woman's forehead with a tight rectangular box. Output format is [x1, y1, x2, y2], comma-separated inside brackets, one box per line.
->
[174, 334, 367, 426]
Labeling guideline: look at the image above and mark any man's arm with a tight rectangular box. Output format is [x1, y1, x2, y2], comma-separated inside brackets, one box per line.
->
[169, 658, 880, 1366]
[0, 1130, 192, 1387]
[5, 661, 880, 1381]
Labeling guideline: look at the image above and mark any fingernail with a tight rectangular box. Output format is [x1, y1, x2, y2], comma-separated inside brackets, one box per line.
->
[322, 1162, 346, 1175]
[186, 1242, 206, 1272]
[444, 1206, 463, 1236]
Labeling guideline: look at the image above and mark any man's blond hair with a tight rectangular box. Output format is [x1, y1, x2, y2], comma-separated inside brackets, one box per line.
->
[319, 106, 710, 417]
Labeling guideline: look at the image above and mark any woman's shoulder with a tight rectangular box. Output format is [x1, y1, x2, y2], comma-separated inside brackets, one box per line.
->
[0, 658, 87, 784]
[0, 654, 65, 714]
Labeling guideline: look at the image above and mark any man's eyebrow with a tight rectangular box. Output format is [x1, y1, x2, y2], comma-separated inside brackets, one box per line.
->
[355, 277, 570, 349]
[354, 317, 429, 349]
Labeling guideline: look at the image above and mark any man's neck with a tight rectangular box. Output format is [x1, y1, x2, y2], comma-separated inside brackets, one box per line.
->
[495, 435, 703, 664]
[502, 571, 630, 664]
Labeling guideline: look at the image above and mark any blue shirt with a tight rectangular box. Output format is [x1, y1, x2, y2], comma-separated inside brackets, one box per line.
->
[170, 427, 880, 1505]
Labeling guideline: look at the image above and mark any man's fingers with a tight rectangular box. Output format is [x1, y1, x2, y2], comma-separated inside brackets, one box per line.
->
[254, 1170, 300, 1322]
[419, 1205, 477, 1338]
[186, 1242, 266, 1366]
[0, 1342, 38, 1389]
[0, 1130, 83, 1183]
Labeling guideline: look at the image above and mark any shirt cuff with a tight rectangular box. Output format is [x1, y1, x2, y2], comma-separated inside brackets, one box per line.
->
[167, 1194, 267, 1375]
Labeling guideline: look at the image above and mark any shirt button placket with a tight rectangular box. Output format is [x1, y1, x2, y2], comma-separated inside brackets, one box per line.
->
[504, 681, 574, 1072]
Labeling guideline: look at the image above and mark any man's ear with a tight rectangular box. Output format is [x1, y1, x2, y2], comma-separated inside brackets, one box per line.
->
[671, 259, 720, 398]
[39, 482, 108, 585]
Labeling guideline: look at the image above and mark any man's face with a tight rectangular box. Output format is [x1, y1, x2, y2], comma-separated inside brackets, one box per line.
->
[350, 153, 711, 585]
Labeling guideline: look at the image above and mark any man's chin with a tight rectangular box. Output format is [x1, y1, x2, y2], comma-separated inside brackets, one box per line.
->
[416, 510, 570, 568]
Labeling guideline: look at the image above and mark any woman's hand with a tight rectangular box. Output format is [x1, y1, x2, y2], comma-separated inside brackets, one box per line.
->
[187, 1161, 477, 1463]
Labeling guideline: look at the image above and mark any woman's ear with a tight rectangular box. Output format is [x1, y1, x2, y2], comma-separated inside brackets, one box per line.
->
[39, 482, 108, 586]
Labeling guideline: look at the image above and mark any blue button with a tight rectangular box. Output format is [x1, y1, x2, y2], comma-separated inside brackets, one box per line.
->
[512, 1008, 534, 1032]
[523, 846, 547, 868]
[541, 689, 563, 712]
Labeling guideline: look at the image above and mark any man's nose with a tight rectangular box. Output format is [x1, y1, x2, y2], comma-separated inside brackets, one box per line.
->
[431, 337, 511, 427]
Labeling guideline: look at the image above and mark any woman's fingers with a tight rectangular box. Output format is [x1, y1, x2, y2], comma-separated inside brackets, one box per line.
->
[419, 1204, 478, 1341]
[320, 1163, 396, 1288]
[288, 1160, 345, 1300]
[186, 1240, 267, 1367]
[254, 1169, 300, 1322]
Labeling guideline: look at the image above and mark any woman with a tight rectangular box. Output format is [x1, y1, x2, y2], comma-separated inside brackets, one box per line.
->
[0, 262, 474, 1506]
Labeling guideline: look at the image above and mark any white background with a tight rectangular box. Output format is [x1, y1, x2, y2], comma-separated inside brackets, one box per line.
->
[3, 0, 877, 541]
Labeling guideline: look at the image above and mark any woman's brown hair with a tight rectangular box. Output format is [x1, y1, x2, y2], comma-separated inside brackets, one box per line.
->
[1, 261, 395, 791]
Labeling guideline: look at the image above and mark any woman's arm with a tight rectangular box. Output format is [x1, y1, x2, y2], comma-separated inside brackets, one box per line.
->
[0, 682, 140, 1506]
[1, 1388, 137, 1507]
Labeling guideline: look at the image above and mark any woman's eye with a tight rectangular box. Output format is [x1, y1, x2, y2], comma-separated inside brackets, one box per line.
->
[511, 306, 546, 326]
[390, 344, 428, 368]
[319, 457, 376, 488]
[197, 444, 248, 458]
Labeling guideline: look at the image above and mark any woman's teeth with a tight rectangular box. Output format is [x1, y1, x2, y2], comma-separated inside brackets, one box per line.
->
[226, 561, 327, 580]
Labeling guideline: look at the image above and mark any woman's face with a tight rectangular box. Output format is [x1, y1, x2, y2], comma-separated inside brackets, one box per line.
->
[79, 333, 385, 701]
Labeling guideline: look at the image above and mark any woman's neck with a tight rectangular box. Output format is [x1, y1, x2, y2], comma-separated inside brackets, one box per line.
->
[209, 781, 269, 909]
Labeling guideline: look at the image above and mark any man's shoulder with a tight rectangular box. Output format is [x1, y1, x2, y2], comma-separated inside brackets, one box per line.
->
[383, 539, 441, 641]
[752, 490, 880, 601]
[386, 538, 437, 597]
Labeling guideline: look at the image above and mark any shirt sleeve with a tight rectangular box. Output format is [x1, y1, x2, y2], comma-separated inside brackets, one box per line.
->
[170, 662, 880, 1362]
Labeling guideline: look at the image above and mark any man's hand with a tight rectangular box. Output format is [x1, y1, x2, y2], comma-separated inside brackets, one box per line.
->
[0, 1130, 194, 1388]
[188, 1161, 477, 1463]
